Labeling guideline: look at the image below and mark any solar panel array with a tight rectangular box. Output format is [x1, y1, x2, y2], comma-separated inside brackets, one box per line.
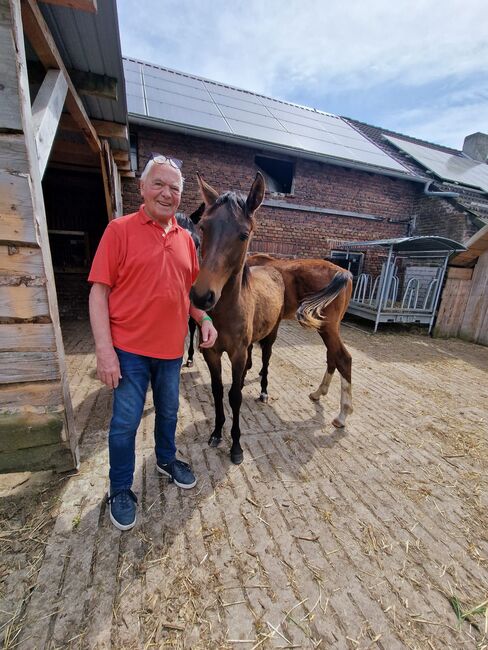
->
[385, 135, 488, 193]
[124, 58, 412, 176]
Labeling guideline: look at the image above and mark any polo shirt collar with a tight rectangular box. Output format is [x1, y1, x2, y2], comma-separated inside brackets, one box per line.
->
[139, 205, 183, 232]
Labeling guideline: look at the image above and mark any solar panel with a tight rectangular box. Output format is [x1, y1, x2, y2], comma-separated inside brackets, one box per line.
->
[123, 58, 415, 176]
[385, 135, 488, 192]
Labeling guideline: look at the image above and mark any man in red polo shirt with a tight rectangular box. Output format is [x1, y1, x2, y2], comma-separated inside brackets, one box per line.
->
[89, 155, 217, 530]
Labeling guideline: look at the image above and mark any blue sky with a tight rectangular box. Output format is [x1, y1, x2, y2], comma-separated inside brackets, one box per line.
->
[117, 0, 488, 150]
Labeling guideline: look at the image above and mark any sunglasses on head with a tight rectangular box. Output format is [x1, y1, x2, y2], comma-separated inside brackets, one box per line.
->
[150, 152, 183, 169]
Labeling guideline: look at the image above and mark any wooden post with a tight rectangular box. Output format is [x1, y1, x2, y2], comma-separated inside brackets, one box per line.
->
[0, 0, 79, 472]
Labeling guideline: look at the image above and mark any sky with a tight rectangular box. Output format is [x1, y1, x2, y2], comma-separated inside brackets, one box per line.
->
[117, 0, 488, 150]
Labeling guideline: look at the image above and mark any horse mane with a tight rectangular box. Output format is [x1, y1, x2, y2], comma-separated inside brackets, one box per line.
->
[176, 212, 200, 249]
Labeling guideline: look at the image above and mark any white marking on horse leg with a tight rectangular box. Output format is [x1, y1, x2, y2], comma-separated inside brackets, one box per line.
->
[332, 377, 353, 427]
[309, 371, 333, 401]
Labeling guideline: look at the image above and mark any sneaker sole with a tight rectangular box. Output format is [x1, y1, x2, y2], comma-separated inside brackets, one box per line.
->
[107, 493, 136, 531]
[157, 466, 197, 489]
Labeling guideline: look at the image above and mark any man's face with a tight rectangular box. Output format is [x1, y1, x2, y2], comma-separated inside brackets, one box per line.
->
[140, 162, 182, 224]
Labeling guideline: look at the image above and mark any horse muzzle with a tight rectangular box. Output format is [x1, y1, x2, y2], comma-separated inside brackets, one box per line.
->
[190, 286, 216, 311]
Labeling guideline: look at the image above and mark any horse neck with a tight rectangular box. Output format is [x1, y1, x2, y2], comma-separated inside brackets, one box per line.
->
[217, 265, 250, 313]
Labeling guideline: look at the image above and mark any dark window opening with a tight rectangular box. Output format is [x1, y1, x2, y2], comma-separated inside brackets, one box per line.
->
[329, 250, 364, 277]
[130, 131, 139, 172]
[255, 155, 294, 194]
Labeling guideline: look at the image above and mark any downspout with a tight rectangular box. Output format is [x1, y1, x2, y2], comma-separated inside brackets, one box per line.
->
[423, 180, 460, 198]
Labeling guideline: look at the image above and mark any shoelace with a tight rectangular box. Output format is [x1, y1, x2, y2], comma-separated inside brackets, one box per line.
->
[107, 488, 138, 505]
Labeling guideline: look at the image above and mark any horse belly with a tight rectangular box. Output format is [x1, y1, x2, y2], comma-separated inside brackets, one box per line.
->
[249, 268, 284, 342]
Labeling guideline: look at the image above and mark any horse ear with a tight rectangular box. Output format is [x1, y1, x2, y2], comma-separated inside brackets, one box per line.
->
[246, 172, 266, 215]
[189, 202, 205, 224]
[197, 172, 219, 206]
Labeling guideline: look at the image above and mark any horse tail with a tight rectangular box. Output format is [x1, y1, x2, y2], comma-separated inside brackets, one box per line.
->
[296, 271, 351, 330]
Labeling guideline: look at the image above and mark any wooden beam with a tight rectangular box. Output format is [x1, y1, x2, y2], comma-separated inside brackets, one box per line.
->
[21, 0, 101, 154]
[120, 171, 136, 178]
[115, 160, 131, 171]
[28, 61, 117, 100]
[36, 0, 97, 13]
[32, 69, 68, 178]
[92, 119, 128, 139]
[112, 148, 130, 163]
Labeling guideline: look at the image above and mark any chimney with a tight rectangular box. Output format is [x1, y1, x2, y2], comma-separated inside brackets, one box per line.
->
[462, 132, 488, 162]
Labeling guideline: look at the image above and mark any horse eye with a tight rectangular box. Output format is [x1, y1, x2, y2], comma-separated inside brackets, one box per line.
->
[239, 233, 249, 241]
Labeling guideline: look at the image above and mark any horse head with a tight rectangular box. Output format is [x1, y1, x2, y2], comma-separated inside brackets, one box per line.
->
[190, 172, 265, 311]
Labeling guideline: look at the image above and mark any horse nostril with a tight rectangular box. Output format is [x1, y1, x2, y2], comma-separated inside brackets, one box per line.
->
[207, 290, 215, 306]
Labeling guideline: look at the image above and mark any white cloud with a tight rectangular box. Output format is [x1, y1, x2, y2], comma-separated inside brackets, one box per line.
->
[117, 0, 488, 148]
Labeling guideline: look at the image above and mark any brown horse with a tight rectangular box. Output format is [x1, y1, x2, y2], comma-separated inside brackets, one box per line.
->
[248, 254, 353, 428]
[190, 172, 285, 464]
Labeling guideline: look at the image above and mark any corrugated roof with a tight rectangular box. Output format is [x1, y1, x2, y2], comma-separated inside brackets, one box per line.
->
[38, 0, 128, 150]
[124, 57, 422, 182]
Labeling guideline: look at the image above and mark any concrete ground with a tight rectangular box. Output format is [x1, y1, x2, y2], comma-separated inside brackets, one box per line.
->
[1, 319, 487, 649]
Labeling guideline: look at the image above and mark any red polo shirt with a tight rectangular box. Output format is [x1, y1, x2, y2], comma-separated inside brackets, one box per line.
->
[88, 205, 199, 359]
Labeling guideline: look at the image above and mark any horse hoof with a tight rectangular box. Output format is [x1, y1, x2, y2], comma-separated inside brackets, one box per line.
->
[231, 451, 244, 465]
[332, 418, 345, 428]
[309, 392, 320, 402]
[186, 359, 193, 368]
[259, 393, 268, 404]
[208, 436, 222, 448]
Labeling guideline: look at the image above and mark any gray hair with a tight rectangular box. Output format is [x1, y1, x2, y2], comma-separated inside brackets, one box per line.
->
[140, 158, 185, 190]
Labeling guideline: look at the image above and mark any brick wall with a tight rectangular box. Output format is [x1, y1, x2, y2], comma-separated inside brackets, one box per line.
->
[413, 195, 477, 243]
[123, 126, 473, 275]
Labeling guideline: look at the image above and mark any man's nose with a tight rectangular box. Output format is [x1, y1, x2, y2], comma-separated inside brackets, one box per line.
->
[159, 184, 171, 197]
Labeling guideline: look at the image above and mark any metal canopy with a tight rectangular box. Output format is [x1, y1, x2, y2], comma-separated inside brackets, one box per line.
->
[341, 236, 466, 254]
[384, 135, 488, 193]
[123, 57, 421, 180]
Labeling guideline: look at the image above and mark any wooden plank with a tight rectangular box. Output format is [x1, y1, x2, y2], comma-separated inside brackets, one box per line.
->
[28, 61, 118, 101]
[112, 148, 130, 162]
[0, 134, 29, 172]
[460, 250, 488, 343]
[0, 323, 56, 351]
[92, 119, 128, 139]
[21, 0, 101, 154]
[434, 277, 470, 338]
[0, 244, 44, 277]
[120, 170, 136, 178]
[0, 351, 60, 383]
[447, 266, 473, 280]
[0, 440, 74, 473]
[0, 285, 49, 319]
[0, 411, 63, 451]
[0, 380, 63, 412]
[0, 0, 23, 131]
[0, 170, 37, 244]
[38, 0, 97, 12]
[32, 69, 68, 178]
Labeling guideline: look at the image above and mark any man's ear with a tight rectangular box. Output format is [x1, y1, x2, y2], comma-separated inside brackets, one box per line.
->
[197, 172, 219, 206]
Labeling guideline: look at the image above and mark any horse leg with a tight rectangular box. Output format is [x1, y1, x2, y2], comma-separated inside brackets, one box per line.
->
[203, 348, 225, 447]
[332, 338, 353, 428]
[241, 343, 253, 389]
[186, 317, 197, 367]
[228, 350, 247, 464]
[309, 329, 336, 401]
[258, 323, 279, 404]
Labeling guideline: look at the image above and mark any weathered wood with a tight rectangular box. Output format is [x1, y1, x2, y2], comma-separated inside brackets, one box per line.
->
[68, 68, 117, 100]
[21, 0, 101, 154]
[0, 285, 49, 319]
[0, 351, 60, 383]
[0, 170, 38, 244]
[460, 250, 488, 345]
[32, 69, 68, 178]
[0, 244, 44, 277]
[92, 119, 128, 139]
[112, 148, 130, 163]
[0, 412, 64, 451]
[0, 323, 56, 351]
[0, 380, 63, 412]
[447, 267, 473, 280]
[0, 134, 29, 172]
[38, 0, 97, 12]
[0, 0, 23, 131]
[120, 170, 136, 178]
[0, 441, 74, 473]
[434, 277, 470, 338]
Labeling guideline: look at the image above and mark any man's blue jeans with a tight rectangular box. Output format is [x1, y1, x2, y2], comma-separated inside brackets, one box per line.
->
[109, 348, 183, 491]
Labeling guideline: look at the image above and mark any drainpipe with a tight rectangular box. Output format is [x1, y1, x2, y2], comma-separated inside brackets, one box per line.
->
[423, 180, 460, 198]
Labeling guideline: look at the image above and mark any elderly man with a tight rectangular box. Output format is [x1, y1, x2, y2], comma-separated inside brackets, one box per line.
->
[88, 155, 217, 531]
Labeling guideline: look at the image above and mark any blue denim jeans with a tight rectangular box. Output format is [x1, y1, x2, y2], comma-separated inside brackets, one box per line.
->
[109, 348, 183, 491]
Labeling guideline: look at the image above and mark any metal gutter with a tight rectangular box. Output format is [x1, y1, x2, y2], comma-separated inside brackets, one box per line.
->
[128, 113, 427, 185]
[263, 199, 384, 221]
[423, 180, 460, 198]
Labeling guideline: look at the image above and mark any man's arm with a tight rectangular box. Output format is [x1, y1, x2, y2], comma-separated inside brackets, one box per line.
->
[89, 282, 121, 388]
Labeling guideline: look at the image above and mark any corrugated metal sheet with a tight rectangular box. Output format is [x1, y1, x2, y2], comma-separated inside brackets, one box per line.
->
[39, 0, 128, 136]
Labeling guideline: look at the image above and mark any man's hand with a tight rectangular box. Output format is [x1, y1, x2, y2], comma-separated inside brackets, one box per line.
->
[96, 346, 122, 388]
[199, 319, 218, 348]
